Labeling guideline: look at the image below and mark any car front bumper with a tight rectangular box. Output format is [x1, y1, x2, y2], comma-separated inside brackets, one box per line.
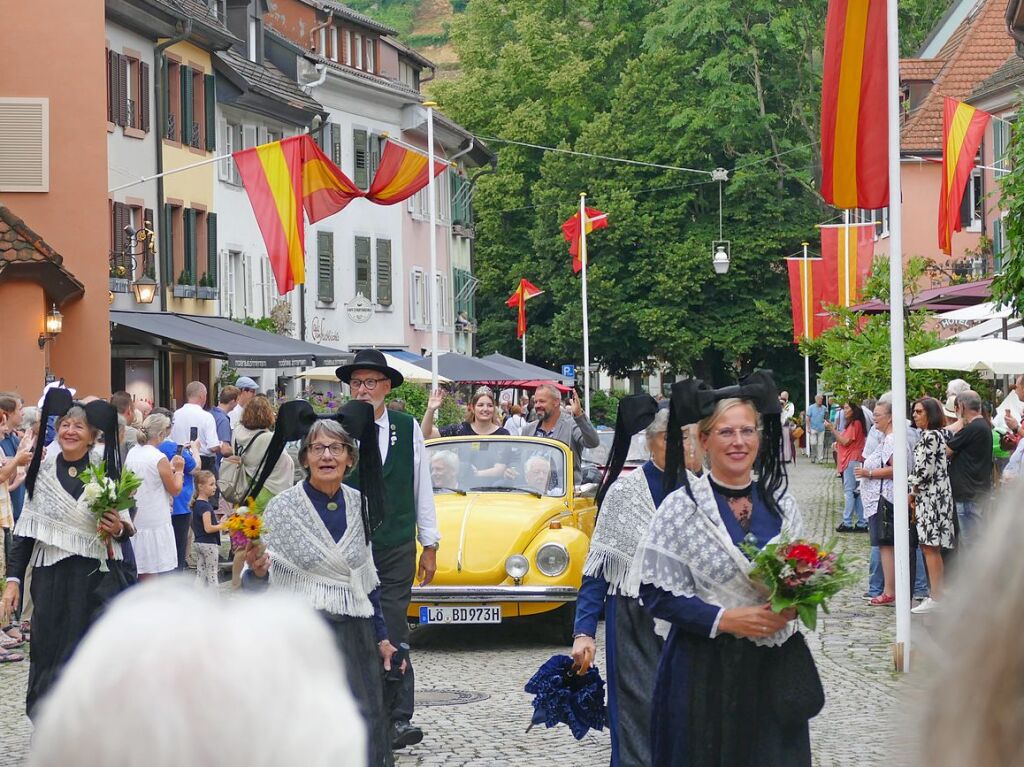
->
[411, 585, 578, 603]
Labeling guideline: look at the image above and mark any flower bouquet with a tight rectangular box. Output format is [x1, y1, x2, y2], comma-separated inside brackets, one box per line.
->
[222, 498, 264, 551]
[743, 538, 857, 631]
[78, 461, 142, 562]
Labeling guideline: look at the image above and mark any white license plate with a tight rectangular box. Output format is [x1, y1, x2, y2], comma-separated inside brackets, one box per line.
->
[419, 605, 502, 624]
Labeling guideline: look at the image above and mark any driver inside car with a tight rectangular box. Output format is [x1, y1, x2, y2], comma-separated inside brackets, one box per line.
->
[430, 450, 460, 491]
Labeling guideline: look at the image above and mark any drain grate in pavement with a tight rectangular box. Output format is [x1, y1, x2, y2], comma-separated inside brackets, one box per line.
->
[418, 689, 490, 706]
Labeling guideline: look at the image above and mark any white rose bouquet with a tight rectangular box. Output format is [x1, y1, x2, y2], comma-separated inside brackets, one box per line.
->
[78, 461, 142, 563]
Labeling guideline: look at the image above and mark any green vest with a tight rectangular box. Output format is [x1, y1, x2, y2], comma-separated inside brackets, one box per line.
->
[346, 409, 416, 547]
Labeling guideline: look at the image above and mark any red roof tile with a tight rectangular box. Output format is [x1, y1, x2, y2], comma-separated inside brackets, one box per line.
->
[0, 205, 85, 304]
[900, 58, 945, 81]
[900, 0, 1015, 153]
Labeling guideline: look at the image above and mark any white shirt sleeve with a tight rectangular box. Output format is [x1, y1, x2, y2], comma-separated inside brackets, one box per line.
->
[412, 419, 440, 546]
[201, 412, 220, 455]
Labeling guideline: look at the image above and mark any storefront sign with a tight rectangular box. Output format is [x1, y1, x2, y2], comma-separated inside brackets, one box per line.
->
[346, 293, 373, 324]
[311, 316, 342, 344]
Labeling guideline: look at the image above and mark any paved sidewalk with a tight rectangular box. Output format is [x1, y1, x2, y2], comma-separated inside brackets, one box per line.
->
[0, 461, 915, 766]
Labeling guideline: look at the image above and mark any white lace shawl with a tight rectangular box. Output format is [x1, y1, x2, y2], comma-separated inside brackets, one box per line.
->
[583, 465, 658, 597]
[626, 473, 804, 647]
[263, 483, 379, 618]
[14, 451, 125, 568]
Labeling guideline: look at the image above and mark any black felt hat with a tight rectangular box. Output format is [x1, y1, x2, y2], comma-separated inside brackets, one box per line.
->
[335, 349, 404, 388]
[597, 394, 659, 507]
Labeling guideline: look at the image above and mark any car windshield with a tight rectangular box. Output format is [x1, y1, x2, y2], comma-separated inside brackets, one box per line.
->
[582, 432, 649, 465]
[428, 440, 567, 497]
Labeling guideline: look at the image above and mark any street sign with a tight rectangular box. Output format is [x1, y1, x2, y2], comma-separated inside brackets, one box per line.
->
[561, 364, 575, 379]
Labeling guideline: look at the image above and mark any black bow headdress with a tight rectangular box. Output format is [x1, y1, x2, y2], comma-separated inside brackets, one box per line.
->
[595, 394, 659, 508]
[26, 388, 122, 498]
[664, 370, 787, 516]
[249, 399, 386, 543]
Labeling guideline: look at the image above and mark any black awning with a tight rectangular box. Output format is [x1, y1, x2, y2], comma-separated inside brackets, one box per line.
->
[110, 310, 351, 368]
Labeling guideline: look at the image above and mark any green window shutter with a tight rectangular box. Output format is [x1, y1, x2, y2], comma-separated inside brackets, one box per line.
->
[180, 65, 192, 143]
[205, 73, 216, 150]
[353, 128, 368, 189]
[369, 133, 381, 181]
[317, 231, 334, 303]
[354, 236, 371, 297]
[107, 50, 117, 123]
[375, 238, 392, 306]
[331, 123, 342, 166]
[183, 208, 196, 280]
[207, 212, 218, 287]
[139, 61, 151, 132]
[161, 204, 174, 284]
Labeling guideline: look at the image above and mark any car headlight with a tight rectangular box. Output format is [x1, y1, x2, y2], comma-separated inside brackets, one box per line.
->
[535, 543, 569, 577]
[505, 554, 529, 580]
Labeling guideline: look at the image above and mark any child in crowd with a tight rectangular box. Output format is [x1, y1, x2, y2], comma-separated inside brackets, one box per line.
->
[191, 471, 223, 588]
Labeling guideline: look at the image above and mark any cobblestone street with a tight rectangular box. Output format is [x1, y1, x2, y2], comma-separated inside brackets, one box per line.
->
[1, 461, 915, 766]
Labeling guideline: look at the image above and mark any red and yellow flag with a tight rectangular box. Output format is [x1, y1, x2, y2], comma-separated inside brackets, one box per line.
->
[562, 208, 608, 273]
[505, 278, 543, 338]
[786, 257, 831, 343]
[234, 135, 362, 294]
[939, 97, 991, 255]
[821, 223, 874, 307]
[367, 140, 448, 206]
[820, 0, 889, 209]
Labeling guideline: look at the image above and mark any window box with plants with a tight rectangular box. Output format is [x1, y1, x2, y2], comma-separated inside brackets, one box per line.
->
[109, 263, 131, 293]
[173, 270, 195, 298]
[196, 272, 217, 300]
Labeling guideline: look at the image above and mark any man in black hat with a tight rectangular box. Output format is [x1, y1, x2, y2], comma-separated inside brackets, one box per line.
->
[338, 349, 439, 750]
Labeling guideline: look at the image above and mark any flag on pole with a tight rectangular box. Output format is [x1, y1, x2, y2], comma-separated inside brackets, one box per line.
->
[820, 0, 889, 209]
[562, 208, 608, 273]
[821, 224, 874, 306]
[939, 97, 991, 255]
[785, 258, 831, 343]
[367, 139, 449, 206]
[506, 278, 543, 338]
[233, 134, 363, 294]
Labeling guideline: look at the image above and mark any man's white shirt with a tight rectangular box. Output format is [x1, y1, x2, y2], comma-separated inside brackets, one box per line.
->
[170, 403, 220, 456]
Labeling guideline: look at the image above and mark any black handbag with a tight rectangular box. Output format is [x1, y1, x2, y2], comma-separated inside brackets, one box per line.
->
[766, 633, 825, 726]
[875, 495, 896, 545]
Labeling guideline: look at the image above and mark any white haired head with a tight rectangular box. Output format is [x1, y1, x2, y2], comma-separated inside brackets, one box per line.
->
[28, 579, 366, 767]
[946, 378, 970, 399]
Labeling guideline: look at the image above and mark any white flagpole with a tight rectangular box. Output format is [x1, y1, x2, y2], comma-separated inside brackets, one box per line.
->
[802, 241, 811, 458]
[425, 102, 440, 390]
[522, 329, 527, 362]
[843, 208, 852, 306]
[579, 193, 591, 418]
[885, 0, 912, 672]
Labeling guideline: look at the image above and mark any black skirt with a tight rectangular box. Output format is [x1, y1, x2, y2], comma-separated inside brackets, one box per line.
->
[323, 613, 393, 767]
[27, 554, 132, 719]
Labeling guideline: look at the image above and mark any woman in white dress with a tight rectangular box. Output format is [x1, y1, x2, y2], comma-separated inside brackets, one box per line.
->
[125, 414, 183, 577]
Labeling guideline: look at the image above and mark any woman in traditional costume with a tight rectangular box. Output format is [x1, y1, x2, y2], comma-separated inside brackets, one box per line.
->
[0, 388, 136, 718]
[628, 372, 822, 767]
[571, 397, 703, 766]
[244, 399, 400, 767]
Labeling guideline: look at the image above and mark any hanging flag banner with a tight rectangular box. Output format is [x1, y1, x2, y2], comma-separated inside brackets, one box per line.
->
[821, 223, 875, 307]
[506, 278, 544, 338]
[939, 97, 991, 255]
[820, 0, 889, 210]
[367, 139, 449, 206]
[562, 208, 608, 273]
[786, 258, 831, 343]
[234, 134, 363, 294]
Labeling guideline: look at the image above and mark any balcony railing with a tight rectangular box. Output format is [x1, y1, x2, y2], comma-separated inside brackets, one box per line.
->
[166, 113, 176, 141]
[126, 98, 136, 129]
[190, 121, 201, 149]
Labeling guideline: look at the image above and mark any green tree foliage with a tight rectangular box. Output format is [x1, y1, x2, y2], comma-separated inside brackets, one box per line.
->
[993, 103, 1024, 318]
[435, 0, 950, 388]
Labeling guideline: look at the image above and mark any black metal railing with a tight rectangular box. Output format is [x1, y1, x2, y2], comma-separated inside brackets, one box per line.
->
[190, 122, 201, 149]
[166, 113, 176, 141]
[126, 99, 136, 129]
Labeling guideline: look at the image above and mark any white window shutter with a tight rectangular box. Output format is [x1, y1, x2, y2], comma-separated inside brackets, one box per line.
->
[0, 98, 48, 192]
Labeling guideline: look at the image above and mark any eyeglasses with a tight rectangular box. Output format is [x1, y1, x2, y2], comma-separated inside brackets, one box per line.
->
[308, 442, 348, 457]
[349, 377, 387, 390]
[711, 427, 760, 441]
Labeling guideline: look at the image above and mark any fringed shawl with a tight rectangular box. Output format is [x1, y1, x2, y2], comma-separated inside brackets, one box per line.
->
[583, 465, 658, 597]
[263, 483, 379, 618]
[627, 473, 804, 648]
[14, 451, 124, 567]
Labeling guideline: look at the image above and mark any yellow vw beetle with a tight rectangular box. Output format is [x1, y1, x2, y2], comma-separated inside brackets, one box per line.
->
[408, 435, 599, 642]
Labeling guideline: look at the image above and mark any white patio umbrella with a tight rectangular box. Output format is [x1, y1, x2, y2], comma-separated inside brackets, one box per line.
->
[936, 301, 1014, 323]
[297, 353, 449, 385]
[908, 338, 1024, 376]
[952, 317, 1024, 342]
